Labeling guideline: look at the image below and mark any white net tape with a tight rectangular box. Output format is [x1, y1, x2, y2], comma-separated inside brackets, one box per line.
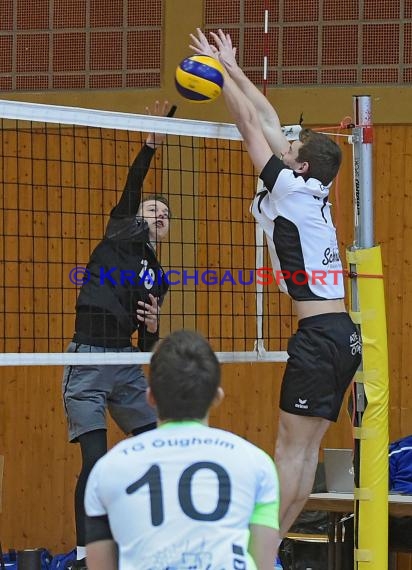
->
[0, 350, 289, 366]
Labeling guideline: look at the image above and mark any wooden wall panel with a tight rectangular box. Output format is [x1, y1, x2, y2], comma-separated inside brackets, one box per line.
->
[0, 126, 411, 570]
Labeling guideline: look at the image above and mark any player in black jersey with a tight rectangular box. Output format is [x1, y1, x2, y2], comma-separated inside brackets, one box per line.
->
[62, 100, 176, 569]
[190, 29, 362, 541]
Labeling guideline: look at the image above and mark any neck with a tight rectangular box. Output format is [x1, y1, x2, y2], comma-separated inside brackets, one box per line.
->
[157, 417, 209, 427]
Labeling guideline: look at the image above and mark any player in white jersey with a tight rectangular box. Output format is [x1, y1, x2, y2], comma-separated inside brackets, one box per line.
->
[189, 29, 362, 540]
[85, 329, 280, 570]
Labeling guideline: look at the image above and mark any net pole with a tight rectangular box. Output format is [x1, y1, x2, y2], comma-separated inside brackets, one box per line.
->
[349, 95, 389, 570]
[353, 96, 374, 249]
[350, 97, 372, 444]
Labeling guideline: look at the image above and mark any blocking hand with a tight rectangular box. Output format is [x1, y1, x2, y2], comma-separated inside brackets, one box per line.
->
[145, 101, 176, 148]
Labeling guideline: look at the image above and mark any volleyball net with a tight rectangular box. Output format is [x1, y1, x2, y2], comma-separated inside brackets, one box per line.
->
[0, 99, 319, 366]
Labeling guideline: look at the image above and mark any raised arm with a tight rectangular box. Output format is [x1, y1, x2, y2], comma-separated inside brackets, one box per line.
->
[189, 30, 274, 173]
[190, 29, 289, 158]
[220, 73, 274, 173]
[111, 101, 176, 219]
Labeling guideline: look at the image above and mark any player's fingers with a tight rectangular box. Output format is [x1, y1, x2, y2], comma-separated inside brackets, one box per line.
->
[193, 31, 205, 47]
[196, 27, 207, 41]
[210, 34, 223, 52]
[137, 310, 156, 321]
[189, 44, 202, 55]
[218, 29, 227, 42]
[148, 294, 158, 307]
[190, 32, 202, 44]
[152, 100, 160, 116]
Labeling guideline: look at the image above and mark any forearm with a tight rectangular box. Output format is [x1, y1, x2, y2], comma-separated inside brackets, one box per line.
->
[224, 62, 282, 132]
[222, 72, 258, 138]
[111, 144, 156, 218]
[221, 73, 272, 173]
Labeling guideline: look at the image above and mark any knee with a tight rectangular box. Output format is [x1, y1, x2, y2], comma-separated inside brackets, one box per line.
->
[275, 435, 304, 464]
[79, 430, 107, 472]
[275, 431, 322, 465]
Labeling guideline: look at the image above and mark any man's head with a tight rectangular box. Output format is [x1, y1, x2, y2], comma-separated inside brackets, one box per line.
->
[138, 194, 171, 243]
[148, 329, 222, 421]
[281, 128, 342, 186]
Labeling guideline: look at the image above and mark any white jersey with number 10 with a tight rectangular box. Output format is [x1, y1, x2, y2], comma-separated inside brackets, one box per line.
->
[85, 421, 279, 570]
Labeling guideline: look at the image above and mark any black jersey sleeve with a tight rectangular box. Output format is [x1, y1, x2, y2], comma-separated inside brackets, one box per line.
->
[137, 325, 159, 352]
[111, 144, 156, 219]
[85, 514, 113, 543]
[259, 154, 288, 192]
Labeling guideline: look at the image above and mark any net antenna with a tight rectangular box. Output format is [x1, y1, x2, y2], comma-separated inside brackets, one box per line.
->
[0, 98, 301, 367]
[253, 3, 270, 357]
[253, 4, 302, 357]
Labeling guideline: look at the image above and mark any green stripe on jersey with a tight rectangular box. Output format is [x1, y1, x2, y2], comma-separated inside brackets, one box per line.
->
[250, 500, 279, 529]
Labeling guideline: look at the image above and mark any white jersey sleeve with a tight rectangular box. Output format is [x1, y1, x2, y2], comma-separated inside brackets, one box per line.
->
[85, 460, 107, 518]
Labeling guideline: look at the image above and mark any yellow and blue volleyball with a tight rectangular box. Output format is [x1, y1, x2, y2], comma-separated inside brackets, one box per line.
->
[175, 55, 224, 103]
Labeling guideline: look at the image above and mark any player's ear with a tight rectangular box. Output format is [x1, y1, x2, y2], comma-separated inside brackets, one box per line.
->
[296, 160, 309, 174]
[146, 387, 156, 408]
[212, 386, 224, 408]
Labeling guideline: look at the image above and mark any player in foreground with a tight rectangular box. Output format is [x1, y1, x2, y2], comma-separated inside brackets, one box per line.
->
[85, 329, 280, 570]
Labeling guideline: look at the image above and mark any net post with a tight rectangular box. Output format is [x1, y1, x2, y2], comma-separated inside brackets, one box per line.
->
[349, 95, 389, 570]
[352, 95, 374, 249]
[350, 95, 374, 421]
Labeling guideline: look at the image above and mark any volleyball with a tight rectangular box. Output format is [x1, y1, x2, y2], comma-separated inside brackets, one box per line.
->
[175, 55, 224, 103]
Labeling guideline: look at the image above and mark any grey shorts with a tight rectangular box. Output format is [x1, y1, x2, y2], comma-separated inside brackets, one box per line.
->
[62, 342, 157, 442]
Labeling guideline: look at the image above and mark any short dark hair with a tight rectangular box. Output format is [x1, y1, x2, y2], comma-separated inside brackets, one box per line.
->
[149, 330, 220, 420]
[143, 194, 171, 218]
[298, 128, 342, 186]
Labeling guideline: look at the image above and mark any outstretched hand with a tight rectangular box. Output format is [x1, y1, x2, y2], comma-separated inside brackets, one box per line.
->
[209, 29, 237, 71]
[145, 100, 176, 148]
[190, 28, 238, 73]
[189, 28, 219, 59]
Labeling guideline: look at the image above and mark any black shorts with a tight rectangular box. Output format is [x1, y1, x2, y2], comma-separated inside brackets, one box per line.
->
[280, 312, 362, 422]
